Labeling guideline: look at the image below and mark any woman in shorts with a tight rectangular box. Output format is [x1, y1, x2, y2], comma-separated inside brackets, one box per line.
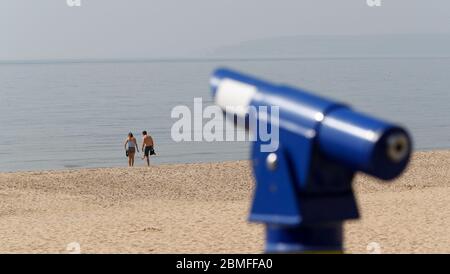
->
[124, 132, 139, 167]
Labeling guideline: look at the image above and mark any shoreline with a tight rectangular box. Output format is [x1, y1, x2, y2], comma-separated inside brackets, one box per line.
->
[1, 147, 449, 175]
[0, 150, 449, 253]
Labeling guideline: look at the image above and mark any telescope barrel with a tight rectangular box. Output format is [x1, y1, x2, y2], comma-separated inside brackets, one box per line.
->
[318, 107, 411, 180]
[211, 68, 411, 180]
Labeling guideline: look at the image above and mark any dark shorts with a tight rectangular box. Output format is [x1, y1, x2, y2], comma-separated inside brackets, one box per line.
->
[144, 146, 155, 157]
[127, 147, 136, 155]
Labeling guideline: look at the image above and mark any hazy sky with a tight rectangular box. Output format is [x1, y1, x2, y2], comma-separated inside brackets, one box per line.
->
[2, 0, 450, 60]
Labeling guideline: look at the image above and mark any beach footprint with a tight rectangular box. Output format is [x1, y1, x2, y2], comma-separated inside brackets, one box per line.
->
[129, 226, 162, 233]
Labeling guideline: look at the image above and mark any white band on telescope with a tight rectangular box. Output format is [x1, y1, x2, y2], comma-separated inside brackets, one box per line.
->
[215, 79, 257, 118]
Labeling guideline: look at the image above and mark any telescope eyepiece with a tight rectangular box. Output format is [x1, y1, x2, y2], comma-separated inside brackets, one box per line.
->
[386, 132, 410, 163]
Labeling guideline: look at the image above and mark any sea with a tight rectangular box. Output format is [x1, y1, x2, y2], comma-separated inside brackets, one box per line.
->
[0, 57, 449, 172]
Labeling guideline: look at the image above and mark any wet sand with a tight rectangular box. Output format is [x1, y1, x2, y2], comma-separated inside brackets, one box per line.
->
[0, 150, 449, 253]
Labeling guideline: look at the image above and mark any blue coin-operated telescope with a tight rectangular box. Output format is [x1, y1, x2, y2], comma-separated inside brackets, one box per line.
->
[210, 68, 412, 253]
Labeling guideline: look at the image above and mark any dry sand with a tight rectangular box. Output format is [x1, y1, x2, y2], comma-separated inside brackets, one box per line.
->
[0, 150, 449, 254]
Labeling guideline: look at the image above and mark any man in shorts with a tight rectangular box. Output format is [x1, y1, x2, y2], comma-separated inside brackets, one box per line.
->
[141, 130, 155, 167]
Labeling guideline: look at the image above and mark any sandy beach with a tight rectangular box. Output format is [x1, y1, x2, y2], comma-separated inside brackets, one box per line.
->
[0, 150, 449, 254]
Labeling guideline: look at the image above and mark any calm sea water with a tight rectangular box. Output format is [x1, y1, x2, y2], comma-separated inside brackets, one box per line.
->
[0, 58, 449, 172]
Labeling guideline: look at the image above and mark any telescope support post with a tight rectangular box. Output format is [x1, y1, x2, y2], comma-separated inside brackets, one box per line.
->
[250, 140, 358, 254]
[265, 223, 343, 253]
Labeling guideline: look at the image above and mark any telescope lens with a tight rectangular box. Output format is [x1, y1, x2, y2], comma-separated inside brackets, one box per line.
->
[386, 133, 410, 163]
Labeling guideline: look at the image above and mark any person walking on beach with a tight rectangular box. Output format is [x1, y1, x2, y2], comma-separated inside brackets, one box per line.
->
[124, 132, 139, 167]
[141, 130, 155, 167]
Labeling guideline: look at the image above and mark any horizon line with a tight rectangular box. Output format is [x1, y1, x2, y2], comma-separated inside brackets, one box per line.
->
[2, 55, 450, 65]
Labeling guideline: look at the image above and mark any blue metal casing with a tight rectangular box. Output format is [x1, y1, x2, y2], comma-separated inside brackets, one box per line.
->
[210, 68, 412, 252]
